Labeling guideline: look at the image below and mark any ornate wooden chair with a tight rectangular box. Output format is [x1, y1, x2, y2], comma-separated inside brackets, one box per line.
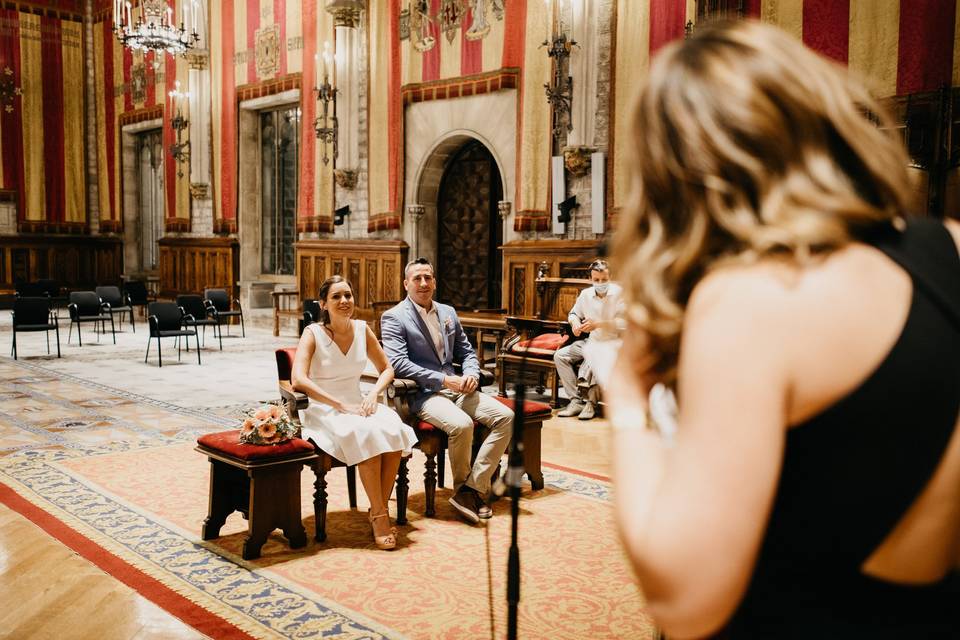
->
[275, 347, 362, 542]
[11, 296, 60, 360]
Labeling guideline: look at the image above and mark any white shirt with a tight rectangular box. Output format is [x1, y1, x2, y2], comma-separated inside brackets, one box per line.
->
[412, 299, 445, 360]
[568, 283, 624, 342]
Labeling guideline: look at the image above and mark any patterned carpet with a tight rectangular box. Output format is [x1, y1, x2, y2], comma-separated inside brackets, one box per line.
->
[0, 338, 653, 639]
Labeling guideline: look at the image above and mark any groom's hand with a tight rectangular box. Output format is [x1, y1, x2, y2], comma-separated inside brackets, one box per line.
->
[443, 375, 464, 392]
[460, 375, 479, 394]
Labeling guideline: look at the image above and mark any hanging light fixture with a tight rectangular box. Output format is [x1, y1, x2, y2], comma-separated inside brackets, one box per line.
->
[114, 0, 199, 56]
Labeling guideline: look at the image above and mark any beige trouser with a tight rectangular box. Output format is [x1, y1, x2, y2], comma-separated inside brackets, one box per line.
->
[418, 390, 514, 495]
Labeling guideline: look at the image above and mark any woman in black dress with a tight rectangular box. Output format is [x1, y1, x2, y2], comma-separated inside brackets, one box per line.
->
[608, 20, 960, 638]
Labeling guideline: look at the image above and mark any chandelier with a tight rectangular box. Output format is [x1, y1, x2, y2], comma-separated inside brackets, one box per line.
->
[113, 0, 199, 56]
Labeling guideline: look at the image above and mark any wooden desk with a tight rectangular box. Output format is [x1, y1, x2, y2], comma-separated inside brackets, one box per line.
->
[271, 289, 300, 337]
[459, 311, 508, 371]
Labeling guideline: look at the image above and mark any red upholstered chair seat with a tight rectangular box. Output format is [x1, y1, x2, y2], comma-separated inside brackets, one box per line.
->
[416, 419, 438, 431]
[197, 430, 315, 460]
[510, 332, 568, 356]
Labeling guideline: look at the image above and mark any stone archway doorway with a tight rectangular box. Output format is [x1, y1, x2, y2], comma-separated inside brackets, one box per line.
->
[435, 140, 503, 311]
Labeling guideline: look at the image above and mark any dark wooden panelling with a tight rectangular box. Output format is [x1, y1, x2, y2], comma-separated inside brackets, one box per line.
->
[296, 240, 408, 322]
[0, 235, 122, 291]
[502, 240, 601, 318]
[158, 237, 239, 298]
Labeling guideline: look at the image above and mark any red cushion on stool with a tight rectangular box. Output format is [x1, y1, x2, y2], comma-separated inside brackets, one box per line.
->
[492, 396, 552, 418]
[197, 430, 315, 460]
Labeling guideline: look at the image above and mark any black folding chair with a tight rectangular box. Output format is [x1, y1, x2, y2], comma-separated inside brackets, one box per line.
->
[203, 288, 245, 338]
[11, 297, 60, 359]
[96, 286, 135, 333]
[176, 294, 221, 350]
[145, 302, 201, 367]
[124, 280, 156, 318]
[67, 291, 115, 346]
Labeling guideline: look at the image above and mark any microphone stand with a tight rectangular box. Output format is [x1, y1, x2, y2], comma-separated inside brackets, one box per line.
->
[504, 275, 563, 640]
[505, 383, 526, 640]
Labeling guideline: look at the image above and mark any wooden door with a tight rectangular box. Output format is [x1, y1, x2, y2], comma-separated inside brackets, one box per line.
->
[436, 141, 503, 310]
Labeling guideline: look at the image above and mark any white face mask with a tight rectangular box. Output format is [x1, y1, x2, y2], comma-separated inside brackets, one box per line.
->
[594, 283, 609, 295]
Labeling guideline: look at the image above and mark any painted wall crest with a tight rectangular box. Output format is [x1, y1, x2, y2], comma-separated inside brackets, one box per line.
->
[255, 24, 281, 79]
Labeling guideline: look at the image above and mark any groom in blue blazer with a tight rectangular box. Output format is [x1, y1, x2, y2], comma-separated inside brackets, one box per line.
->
[381, 258, 513, 524]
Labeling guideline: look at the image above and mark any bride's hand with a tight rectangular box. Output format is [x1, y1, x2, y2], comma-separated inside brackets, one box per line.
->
[337, 402, 363, 415]
[360, 393, 379, 417]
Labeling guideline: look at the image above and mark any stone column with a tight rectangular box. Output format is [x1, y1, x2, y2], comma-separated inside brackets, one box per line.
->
[84, 0, 100, 234]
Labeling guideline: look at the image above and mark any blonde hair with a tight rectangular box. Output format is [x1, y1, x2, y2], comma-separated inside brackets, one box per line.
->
[612, 20, 912, 385]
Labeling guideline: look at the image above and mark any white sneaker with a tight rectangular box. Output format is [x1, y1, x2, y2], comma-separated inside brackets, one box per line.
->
[557, 400, 585, 417]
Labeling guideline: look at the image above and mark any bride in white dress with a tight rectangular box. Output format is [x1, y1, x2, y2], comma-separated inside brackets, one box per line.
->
[291, 276, 417, 550]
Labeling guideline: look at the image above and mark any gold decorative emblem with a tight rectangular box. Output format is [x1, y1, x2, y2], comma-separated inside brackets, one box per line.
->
[440, 0, 464, 45]
[255, 24, 280, 79]
[131, 63, 147, 105]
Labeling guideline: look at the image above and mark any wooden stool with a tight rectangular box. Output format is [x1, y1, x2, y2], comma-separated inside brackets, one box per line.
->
[196, 431, 318, 560]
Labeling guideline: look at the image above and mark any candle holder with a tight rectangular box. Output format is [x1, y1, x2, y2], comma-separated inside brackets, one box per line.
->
[542, 32, 576, 143]
[168, 82, 190, 178]
[315, 75, 338, 166]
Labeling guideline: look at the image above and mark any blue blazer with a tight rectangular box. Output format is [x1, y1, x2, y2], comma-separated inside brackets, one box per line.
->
[380, 297, 481, 414]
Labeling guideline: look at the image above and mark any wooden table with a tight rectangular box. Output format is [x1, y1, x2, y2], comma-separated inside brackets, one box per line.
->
[459, 311, 508, 372]
[271, 289, 300, 337]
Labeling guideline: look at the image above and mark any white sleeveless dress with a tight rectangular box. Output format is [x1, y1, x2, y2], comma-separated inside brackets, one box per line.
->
[299, 320, 416, 466]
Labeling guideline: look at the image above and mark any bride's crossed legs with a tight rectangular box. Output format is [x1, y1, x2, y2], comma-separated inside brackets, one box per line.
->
[357, 450, 404, 545]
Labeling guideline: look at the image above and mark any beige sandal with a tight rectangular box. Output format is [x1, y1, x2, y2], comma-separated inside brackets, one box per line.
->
[368, 512, 397, 550]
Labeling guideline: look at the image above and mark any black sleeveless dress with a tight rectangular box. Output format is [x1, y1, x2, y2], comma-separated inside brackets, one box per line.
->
[723, 218, 960, 638]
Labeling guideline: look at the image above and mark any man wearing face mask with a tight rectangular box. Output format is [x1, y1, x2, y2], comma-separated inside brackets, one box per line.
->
[554, 260, 624, 420]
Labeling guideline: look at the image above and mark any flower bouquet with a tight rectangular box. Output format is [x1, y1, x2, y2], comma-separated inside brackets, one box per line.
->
[239, 403, 299, 445]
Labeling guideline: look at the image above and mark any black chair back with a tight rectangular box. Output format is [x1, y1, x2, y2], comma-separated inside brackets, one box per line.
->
[13, 297, 51, 326]
[95, 286, 124, 308]
[204, 288, 230, 312]
[125, 281, 151, 305]
[69, 291, 102, 316]
[15, 282, 46, 298]
[148, 302, 183, 332]
[303, 299, 321, 324]
[37, 279, 60, 298]
[176, 294, 209, 320]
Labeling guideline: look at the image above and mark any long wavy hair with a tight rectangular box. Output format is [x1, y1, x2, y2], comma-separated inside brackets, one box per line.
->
[612, 20, 912, 385]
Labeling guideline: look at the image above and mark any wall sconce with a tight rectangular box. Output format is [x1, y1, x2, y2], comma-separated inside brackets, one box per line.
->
[315, 41, 338, 166]
[542, 1, 576, 143]
[0, 67, 21, 114]
[167, 80, 190, 178]
[557, 195, 577, 224]
[334, 204, 351, 225]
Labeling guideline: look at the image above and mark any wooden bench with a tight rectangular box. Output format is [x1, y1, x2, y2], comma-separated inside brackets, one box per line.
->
[196, 431, 318, 559]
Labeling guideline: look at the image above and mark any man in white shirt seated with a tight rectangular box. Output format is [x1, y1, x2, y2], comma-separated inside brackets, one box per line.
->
[554, 259, 623, 420]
